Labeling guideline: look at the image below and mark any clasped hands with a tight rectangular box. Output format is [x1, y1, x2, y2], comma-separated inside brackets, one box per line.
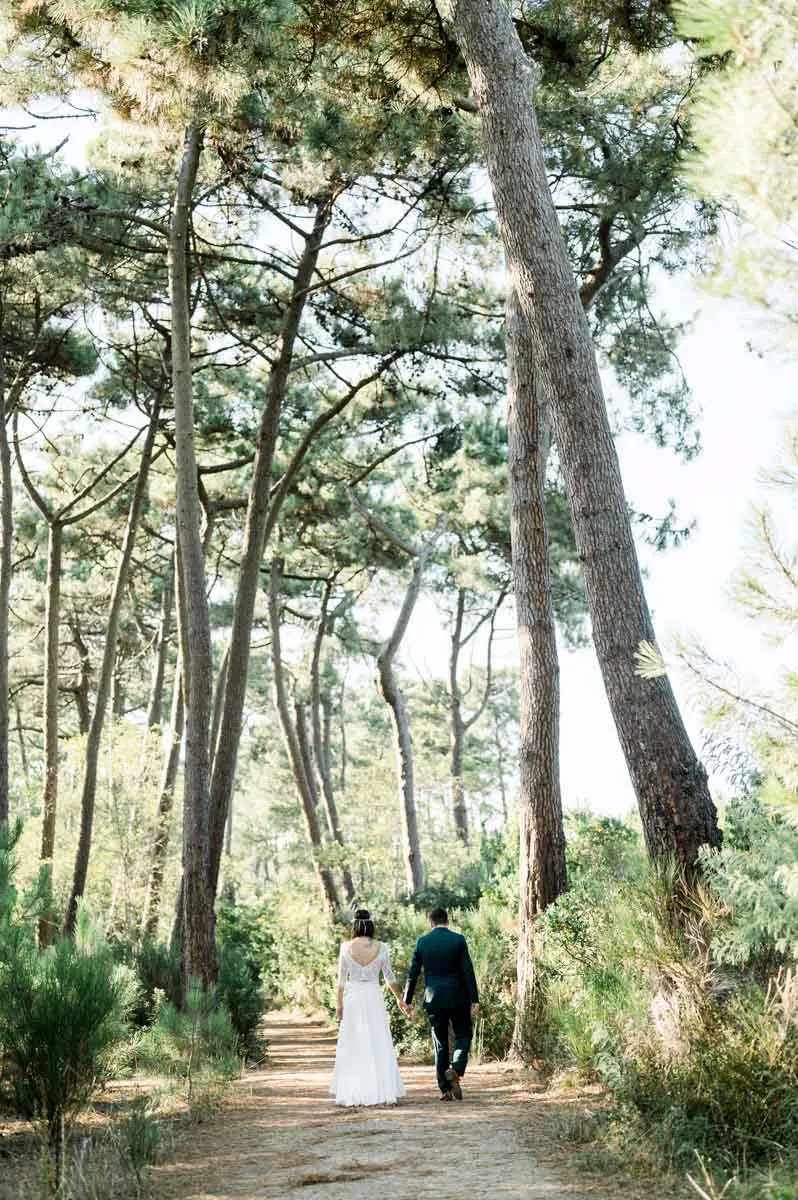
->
[397, 1001, 480, 1018]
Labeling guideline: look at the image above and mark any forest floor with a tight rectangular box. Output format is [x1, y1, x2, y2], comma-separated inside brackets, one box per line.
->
[149, 1012, 686, 1200]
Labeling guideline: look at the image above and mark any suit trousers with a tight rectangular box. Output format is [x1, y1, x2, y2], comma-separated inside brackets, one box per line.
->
[427, 1004, 472, 1092]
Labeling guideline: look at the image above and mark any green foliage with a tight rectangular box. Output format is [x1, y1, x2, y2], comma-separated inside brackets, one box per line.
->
[215, 892, 276, 1057]
[108, 936, 181, 1027]
[618, 974, 798, 1168]
[675, 0, 798, 345]
[111, 1095, 166, 1191]
[700, 794, 798, 968]
[134, 979, 241, 1086]
[0, 913, 130, 1156]
[534, 810, 798, 1176]
[0, 828, 131, 1162]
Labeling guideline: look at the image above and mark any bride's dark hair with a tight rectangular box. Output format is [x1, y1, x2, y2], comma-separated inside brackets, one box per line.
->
[352, 908, 375, 938]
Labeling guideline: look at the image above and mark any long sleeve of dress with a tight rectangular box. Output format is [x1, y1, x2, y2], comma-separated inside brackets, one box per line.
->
[337, 945, 348, 988]
[380, 943, 396, 985]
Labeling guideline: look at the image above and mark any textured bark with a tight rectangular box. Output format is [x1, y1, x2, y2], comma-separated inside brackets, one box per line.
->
[336, 683, 347, 792]
[294, 699, 322, 814]
[207, 196, 334, 900]
[506, 286, 565, 1061]
[69, 621, 92, 736]
[142, 663, 185, 939]
[147, 561, 174, 729]
[447, 589, 503, 845]
[376, 558, 426, 894]
[64, 404, 160, 934]
[169, 123, 216, 992]
[449, 589, 469, 846]
[310, 583, 355, 903]
[268, 559, 339, 914]
[0, 346, 11, 827]
[224, 791, 233, 858]
[38, 521, 62, 947]
[449, 0, 720, 867]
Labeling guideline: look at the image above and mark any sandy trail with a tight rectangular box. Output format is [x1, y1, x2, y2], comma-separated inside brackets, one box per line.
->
[150, 1012, 624, 1200]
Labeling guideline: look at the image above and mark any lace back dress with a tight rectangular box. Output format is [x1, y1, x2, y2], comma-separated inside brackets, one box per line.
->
[330, 941, 406, 1107]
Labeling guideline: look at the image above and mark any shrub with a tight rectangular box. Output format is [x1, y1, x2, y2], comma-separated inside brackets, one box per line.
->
[0, 834, 130, 1178]
[0, 925, 130, 1134]
[108, 936, 181, 1028]
[699, 792, 798, 971]
[135, 979, 241, 1089]
[111, 1095, 166, 1190]
[217, 944, 267, 1059]
[216, 892, 274, 1057]
[617, 973, 798, 1169]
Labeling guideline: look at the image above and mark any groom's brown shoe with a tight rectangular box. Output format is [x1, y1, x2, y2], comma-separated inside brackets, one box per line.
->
[445, 1068, 463, 1100]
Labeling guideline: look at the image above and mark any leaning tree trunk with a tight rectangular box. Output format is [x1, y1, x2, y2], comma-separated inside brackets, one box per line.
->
[376, 557, 426, 895]
[268, 559, 340, 914]
[169, 122, 216, 993]
[38, 521, 62, 946]
[506, 286, 566, 1061]
[142, 663, 184, 939]
[146, 558, 174, 729]
[310, 583, 355, 903]
[449, 589, 469, 846]
[448, 0, 721, 867]
[0, 347, 11, 827]
[207, 195, 334, 900]
[63, 404, 160, 934]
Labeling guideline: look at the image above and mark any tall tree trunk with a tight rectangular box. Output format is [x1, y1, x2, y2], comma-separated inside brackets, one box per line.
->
[147, 560, 174, 729]
[15, 703, 29, 786]
[0, 345, 11, 827]
[376, 557, 426, 894]
[449, 589, 469, 846]
[64, 405, 160, 934]
[169, 122, 216, 992]
[224, 791, 233, 859]
[207, 195, 334, 900]
[506, 286, 565, 1061]
[69, 621, 92, 735]
[142, 663, 184, 940]
[38, 520, 62, 947]
[268, 559, 340, 915]
[310, 583, 355, 902]
[336, 682, 347, 793]
[294, 699, 322, 816]
[448, 0, 721, 867]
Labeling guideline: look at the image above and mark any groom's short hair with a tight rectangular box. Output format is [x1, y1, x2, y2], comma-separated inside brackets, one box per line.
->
[428, 907, 448, 926]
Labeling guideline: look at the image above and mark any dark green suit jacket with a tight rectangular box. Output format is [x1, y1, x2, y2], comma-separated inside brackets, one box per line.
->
[403, 927, 479, 1012]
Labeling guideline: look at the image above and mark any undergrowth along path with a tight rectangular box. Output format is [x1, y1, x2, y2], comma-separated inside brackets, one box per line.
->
[150, 1012, 670, 1200]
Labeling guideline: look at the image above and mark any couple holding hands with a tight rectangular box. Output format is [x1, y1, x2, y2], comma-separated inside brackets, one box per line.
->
[331, 906, 480, 1107]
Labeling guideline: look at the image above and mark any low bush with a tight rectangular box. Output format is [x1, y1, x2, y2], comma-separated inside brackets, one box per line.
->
[0, 923, 132, 1165]
[0, 830, 131, 1179]
[617, 974, 798, 1169]
[535, 805, 798, 1178]
[134, 978, 242, 1089]
[216, 892, 275, 1057]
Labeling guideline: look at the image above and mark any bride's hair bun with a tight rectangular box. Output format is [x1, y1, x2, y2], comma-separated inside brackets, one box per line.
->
[352, 908, 375, 939]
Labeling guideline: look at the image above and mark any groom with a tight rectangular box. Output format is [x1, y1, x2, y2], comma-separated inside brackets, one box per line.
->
[402, 907, 480, 1101]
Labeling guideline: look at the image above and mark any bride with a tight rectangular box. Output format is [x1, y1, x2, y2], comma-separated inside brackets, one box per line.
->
[330, 908, 407, 1106]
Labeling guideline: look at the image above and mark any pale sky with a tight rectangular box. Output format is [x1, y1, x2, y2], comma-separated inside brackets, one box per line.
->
[405, 279, 795, 818]
[7, 103, 796, 821]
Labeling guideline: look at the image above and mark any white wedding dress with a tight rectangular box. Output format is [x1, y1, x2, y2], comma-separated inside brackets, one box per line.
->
[330, 941, 406, 1107]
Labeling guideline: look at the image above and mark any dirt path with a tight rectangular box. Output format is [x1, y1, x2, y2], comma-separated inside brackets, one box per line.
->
[150, 1013, 634, 1200]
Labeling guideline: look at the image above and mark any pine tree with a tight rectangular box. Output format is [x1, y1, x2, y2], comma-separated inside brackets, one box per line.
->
[675, 0, 798, 347]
